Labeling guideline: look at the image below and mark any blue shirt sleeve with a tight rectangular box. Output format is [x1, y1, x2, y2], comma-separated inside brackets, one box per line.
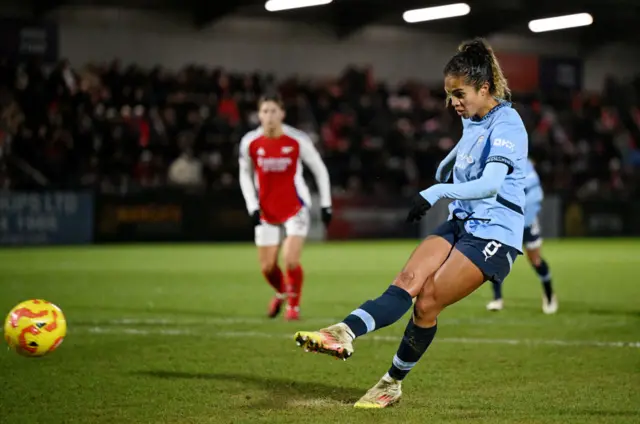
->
[420, 162, 509, 205]
[435, 144, 459, 183]
[486, 122, 528, 174]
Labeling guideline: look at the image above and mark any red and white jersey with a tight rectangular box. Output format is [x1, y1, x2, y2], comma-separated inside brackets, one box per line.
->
[238, 124, 331, 224]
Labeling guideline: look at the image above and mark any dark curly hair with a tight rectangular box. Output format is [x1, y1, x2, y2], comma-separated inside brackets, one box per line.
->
[443, 37, 511, 102]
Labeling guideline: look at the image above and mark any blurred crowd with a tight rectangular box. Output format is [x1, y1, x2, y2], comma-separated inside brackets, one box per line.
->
[1, 57, 639, 199]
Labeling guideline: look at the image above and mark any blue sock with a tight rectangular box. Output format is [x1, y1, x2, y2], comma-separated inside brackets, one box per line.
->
[341, 285, 413, 338]
[388, 316, 437, 380]
[535, 259, 553, 302]
[491, 281, 502, 300]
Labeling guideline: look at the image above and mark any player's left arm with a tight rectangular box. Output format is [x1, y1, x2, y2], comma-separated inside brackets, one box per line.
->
[298, 132, 333, 225]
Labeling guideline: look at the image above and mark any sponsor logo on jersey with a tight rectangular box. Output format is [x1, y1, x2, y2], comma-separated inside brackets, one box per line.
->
[493, 138, 515, 151]
[257, 157, 293, 172]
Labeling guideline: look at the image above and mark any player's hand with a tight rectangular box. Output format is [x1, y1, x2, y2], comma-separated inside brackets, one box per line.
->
[251, 210, 262, 227]
[321, 207, 332, 227]
[406, 195, 432, 223]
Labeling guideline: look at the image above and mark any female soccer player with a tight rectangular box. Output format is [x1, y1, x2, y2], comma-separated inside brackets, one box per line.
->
[293, 38, 528, 408]
[239, 94, 332, 321]
[486, 158, 557, 313]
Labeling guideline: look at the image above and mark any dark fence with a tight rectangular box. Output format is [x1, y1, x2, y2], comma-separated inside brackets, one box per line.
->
[94, 190, 253, 243]
[563, 200, 640, 237]
[0, 191, 93, 245]
[327, 194, 419, 240]
[1, 190, 639, 246]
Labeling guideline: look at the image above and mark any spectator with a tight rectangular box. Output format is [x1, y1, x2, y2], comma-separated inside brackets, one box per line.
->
[168, 148, 203, 188]
[0, 57, 637, 199]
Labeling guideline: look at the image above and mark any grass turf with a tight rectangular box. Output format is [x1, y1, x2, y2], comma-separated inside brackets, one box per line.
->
[0, 240, 639, 424]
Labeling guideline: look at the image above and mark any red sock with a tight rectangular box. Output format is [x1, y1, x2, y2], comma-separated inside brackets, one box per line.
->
[286, 265, 304, 310]
[263, 266, 284, 294]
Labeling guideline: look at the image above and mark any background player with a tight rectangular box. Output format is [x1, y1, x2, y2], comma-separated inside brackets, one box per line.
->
[293, 38, 528, 408]
[239, 94, 332, 321]
[487, 158, 557, 313]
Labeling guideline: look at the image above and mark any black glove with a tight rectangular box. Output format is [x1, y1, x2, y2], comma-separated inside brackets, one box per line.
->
[321, 207, 332, 227]
[406, 195, 432, 223]
[250, 210, 262, 227]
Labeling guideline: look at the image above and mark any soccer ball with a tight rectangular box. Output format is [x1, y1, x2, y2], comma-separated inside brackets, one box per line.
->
[3, 299, 67, 357]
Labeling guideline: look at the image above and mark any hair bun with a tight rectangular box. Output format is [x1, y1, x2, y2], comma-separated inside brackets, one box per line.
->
[458, 38, 491, 62]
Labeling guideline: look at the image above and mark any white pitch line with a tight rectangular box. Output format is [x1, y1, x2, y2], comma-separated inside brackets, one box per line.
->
[78, 316, 633, 329]
[83, 317, 340, 326]
[83, 326, 640, 349]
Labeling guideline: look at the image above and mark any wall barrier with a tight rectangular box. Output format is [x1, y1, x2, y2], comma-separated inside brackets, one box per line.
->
[1, 191, 636, 246]
[0, 191, 93, 245]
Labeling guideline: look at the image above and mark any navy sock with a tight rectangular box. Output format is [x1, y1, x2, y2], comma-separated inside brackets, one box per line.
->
[491, 281, 502, 300]
[388, 316, 437, 381]
[534, 259, 553, 302]
[342, 285, 413, 338]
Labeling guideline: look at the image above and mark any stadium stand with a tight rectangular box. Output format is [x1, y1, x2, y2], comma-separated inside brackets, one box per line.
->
[1, 58, 639, 198]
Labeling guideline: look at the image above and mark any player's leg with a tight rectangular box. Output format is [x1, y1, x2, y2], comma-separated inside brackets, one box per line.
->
[355, 248, 485, 408]
[255, 223, 286, 318]
[357, 237, 517, 408]
[526, 245, 557, 314]
[524, 218, 557, 314]
[486, 221, 536, 312]
[281, 207, 311, 320]
[486, 280, 504, 311]
[294, 221, 458, 359]
[281, 234, 305, 320]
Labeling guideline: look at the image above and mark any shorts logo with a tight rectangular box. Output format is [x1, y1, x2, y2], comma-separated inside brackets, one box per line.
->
[482, 241, 502, 261]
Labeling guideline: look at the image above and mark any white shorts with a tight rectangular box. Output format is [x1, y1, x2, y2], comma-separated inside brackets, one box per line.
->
[255, 208, 310, 247]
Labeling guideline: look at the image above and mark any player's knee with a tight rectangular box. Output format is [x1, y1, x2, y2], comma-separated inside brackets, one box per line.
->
[282, 252, 300, 270]
[392, 270, 420, 297]
[414, 300, 440, 324]
[260, 259, 277, 275]
[414, 280, 442, 323]
[526, 249, 541, 266]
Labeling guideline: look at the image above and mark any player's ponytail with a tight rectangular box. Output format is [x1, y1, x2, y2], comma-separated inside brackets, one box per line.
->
[444, 37, 511, 101]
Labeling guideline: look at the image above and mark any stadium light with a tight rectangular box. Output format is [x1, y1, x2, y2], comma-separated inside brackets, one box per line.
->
[403, 3, 471, 23]
[265, 0, 333, 12]
[528, 13, 593, 33]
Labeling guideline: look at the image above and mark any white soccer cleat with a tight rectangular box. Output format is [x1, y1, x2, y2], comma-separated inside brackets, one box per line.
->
[542, 294, 558, 314]
[486, 299, 504, 311]
[293, 323, 354, 360]
[354, 375, 402, 409]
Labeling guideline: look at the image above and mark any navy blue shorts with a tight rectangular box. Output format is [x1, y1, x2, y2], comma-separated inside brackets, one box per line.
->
[431, 220, 519, 285]
[523, 217, 543, 250]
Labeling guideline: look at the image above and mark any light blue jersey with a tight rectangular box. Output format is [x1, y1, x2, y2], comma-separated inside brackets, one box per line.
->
[447, 102, 528, 251]
[523, 159, 543, 227]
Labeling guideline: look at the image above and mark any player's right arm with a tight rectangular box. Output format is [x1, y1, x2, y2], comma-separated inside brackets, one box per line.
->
[238, 132, 261, 226]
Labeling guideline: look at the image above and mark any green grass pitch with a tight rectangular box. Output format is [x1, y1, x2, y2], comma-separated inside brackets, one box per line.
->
[0, 240, 639, 424]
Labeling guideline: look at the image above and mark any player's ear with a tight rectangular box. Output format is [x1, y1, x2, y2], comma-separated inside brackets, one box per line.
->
[480, 81, 490, 96]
